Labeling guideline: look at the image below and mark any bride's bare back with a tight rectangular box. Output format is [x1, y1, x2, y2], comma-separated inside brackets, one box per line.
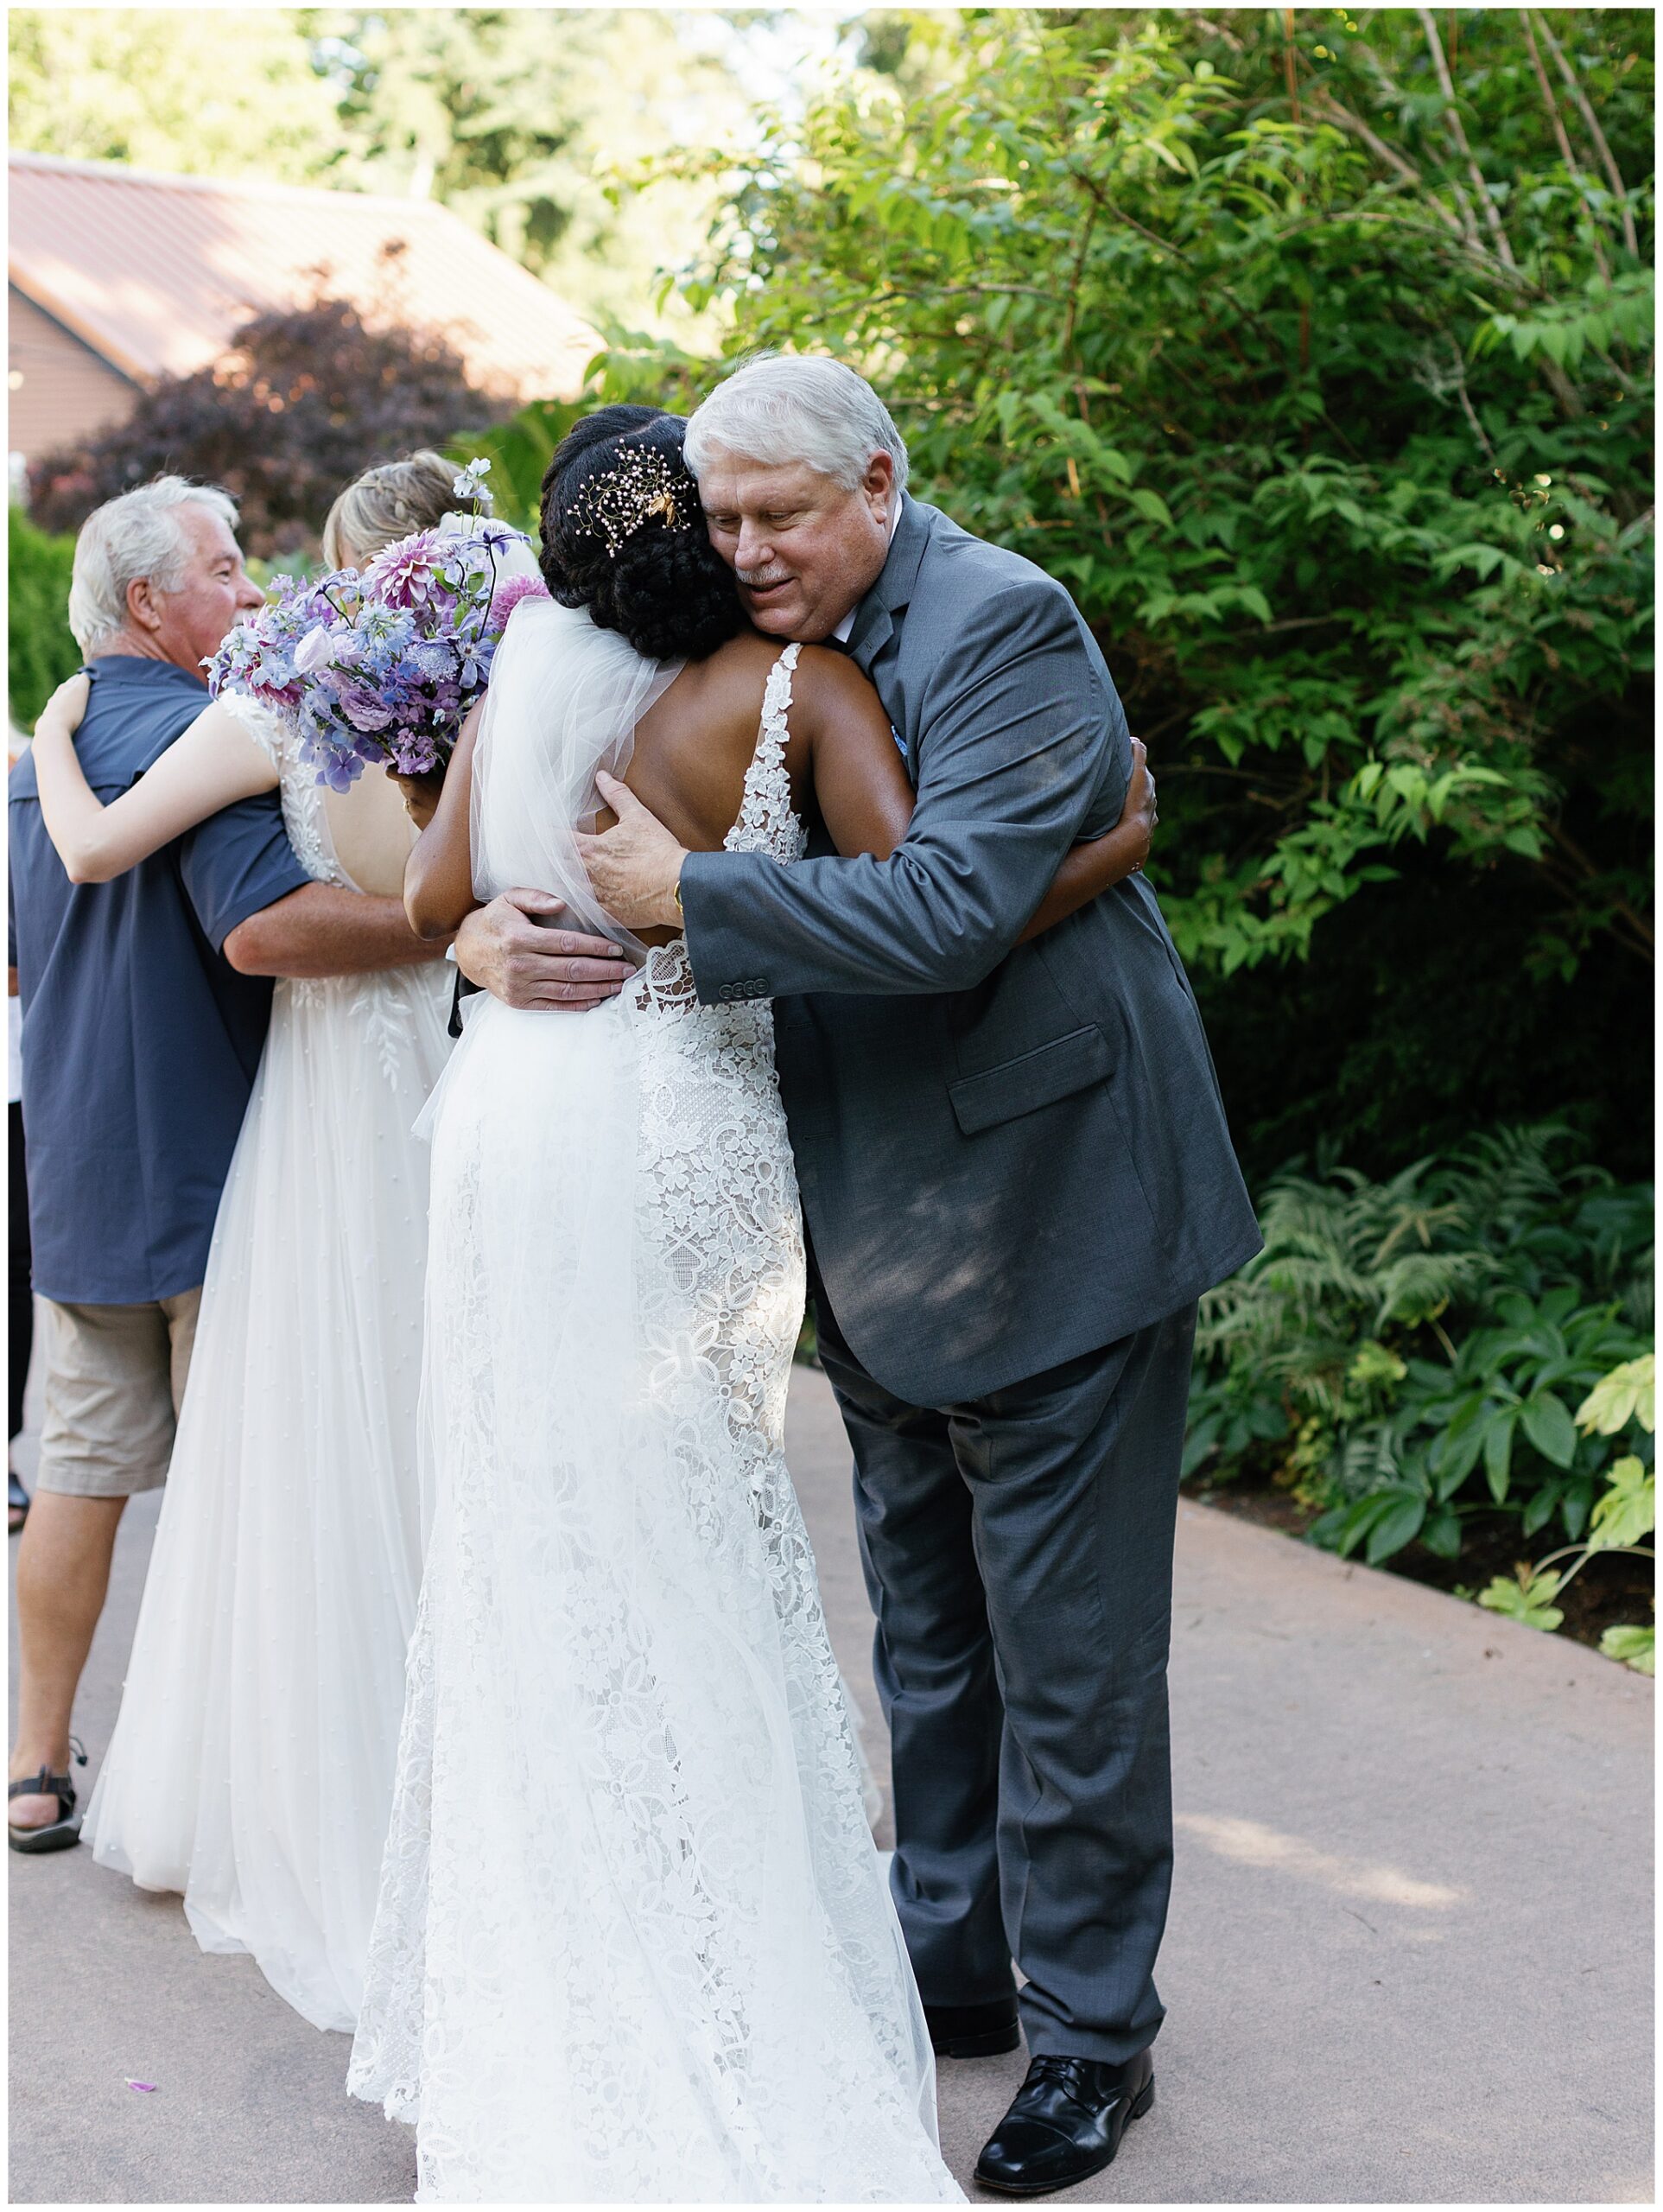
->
[404, 625, 914, 944]
[601, 631, 911, 947]
[322, 774, 420, 900]
[405, 615, 1147, 957]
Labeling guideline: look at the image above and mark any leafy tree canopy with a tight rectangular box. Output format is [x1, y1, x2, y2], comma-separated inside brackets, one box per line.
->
[625, 6, 1652, 995]
[8, 8, 342, 182]
[8, 509, 79, 731]
[6, 8, 748, 338]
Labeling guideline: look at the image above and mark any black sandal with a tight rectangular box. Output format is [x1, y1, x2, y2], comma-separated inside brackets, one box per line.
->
[8, 1739, 87, 1853]
[9, 1469, 29, 1534]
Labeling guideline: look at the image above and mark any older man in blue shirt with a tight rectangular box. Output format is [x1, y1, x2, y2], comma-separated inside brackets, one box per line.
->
[8, 478, 440, 1850]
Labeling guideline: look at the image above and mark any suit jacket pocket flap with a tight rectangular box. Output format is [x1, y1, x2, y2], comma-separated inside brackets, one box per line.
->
[948, 1026, 1111, 1136]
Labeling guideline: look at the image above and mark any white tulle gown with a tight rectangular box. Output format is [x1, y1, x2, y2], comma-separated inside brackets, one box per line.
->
[85, 695, 453, 2033]
[348, 603, 961, 2202]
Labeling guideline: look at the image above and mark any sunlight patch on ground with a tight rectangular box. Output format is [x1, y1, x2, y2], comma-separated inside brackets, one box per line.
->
[1176, 1813, 1463, 1910]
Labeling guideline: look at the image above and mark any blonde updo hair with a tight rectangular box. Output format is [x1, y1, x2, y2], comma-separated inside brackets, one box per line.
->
[321, 450, 460, 569]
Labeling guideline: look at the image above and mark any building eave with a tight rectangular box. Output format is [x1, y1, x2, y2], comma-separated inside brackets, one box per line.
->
[8, 266, 149, 385]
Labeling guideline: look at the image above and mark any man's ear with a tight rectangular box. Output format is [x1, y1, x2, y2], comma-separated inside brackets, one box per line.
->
[863, 451, 896, 514]
[126, 575, 164, 635]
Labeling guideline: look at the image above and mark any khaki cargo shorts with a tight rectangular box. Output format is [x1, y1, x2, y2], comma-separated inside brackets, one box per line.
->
[34, 1290, 202, 1498]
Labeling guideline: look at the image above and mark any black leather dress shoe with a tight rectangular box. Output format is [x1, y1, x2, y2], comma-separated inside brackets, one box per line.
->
[974, 2048, 1154, 2196]
[924, 1997, 1020, 2058]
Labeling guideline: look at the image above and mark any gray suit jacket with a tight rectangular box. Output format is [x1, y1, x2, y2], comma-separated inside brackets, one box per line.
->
[680, 495, 1261, 1405]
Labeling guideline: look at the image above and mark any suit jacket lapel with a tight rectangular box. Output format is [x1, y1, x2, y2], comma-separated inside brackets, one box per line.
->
[848, 600, 892, 671]
[848, 495, 930, 675]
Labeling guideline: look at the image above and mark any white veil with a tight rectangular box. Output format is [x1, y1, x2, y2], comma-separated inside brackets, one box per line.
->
[470, 595, 682, 957]
[412, 588, 681, 1568]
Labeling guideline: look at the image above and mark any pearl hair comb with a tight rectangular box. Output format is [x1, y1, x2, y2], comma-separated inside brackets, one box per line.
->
[567, 442, 701, 558]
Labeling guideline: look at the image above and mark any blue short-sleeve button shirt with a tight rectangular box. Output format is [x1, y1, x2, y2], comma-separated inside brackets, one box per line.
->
[8, 656, 310, 1304]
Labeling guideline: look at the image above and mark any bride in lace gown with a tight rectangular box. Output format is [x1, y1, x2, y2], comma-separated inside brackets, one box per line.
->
[345, 415, 962, 2201]
[27, 461, 539, 2032]
[349, 411, 1143, 2200]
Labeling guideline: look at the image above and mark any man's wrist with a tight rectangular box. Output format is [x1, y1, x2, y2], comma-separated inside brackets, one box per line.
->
[667, 852, 689, 931]
[452, 904, 490, 988]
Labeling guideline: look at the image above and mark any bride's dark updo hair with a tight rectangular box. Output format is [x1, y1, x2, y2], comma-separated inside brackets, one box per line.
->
[538, 406, 743, 662]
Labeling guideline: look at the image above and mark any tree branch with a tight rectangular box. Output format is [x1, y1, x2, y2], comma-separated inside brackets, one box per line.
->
[1519, 9, 1612, 281]
[1306, 89, 1454, 216]
[1281, 8, 1303, 124]
[1542, 819, 1654, 958]
[1415, 7, 1517, 268]
[1533, 10, 1641, 257]
[1444, 340, 1496, 461]
[1305, 92, 1540, 296]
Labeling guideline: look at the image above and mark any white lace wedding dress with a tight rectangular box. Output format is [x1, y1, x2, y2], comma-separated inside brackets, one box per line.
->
[348, 607, 961, 2202]
[84, 695, 453, 2033]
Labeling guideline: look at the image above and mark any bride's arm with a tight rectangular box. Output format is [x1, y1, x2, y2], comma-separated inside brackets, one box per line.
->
[403, 702, 484, 939]
[800, 653, 1153, 939]
[32, 674, 279, 884]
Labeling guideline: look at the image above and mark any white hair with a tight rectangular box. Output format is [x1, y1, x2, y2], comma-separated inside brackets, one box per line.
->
[683, 354, 909, 494]
[67, 477, 240, 656]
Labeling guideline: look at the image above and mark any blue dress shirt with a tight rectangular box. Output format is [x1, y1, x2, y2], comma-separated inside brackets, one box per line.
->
[9, 656, 310, 1304]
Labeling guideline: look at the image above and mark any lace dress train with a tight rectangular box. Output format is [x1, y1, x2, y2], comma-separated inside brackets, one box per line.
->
[85, 698, 452, 2031]
[349, 643, 961, 2201]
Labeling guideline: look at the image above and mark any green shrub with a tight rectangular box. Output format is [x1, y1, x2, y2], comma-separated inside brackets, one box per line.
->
[9, 506, 79, 730]
[611, 6, 1653, 1194]
[1476, 1357, 1654, 1667]
[1189, 1125, 1654, 1564]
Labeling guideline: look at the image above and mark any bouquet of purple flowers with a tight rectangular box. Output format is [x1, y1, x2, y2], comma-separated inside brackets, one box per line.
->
[207, 499, 548, 791]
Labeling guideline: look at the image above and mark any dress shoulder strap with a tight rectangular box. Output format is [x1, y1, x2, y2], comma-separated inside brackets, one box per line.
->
[726, 644, 803, 859]
[759, 642, 801, 756]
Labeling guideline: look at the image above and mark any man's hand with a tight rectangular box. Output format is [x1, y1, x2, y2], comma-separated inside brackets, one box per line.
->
[574, 772, 689, 932]
[454, 888, 630, 1010]
[1122, 736, 1157, 872]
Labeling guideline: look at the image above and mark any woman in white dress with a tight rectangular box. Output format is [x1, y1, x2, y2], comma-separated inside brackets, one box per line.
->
[26, 454, 536, 2032]
[346, 410, 1145, 2200]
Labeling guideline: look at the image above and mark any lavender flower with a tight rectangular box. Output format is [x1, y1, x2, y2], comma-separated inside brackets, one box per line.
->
[293, 626, 344, 675]
[206, 521, 548, 789]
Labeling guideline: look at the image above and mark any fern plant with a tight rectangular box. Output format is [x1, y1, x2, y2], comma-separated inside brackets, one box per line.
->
[1189, 1126, 1654, 1567]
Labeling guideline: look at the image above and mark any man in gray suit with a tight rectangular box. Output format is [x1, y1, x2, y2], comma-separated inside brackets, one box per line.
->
[458, 359, 1261, 2196]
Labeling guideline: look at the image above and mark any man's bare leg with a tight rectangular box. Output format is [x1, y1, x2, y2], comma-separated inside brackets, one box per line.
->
[9, 1493, 126, 1827]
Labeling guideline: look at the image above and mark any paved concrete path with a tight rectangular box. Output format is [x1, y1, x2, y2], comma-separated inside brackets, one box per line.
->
[10, 1366, 1652, 2203]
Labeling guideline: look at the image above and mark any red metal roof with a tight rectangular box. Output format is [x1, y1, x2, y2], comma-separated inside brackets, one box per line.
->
[9, 152, 600, 403]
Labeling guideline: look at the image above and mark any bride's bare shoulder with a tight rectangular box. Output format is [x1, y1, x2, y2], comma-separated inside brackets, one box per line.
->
[663, 628, 789, 715]
[704, 628, 788, 679]
[699, 632, 866, 709]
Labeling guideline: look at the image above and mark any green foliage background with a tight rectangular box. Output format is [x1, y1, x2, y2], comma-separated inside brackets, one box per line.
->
[9, 511, 80, 731]
[6, 8, 750, 342]
[471, 9, 1655, 1183]
[1186, 1124, 1652, 1564]
[5, 8, 1652, 1615]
